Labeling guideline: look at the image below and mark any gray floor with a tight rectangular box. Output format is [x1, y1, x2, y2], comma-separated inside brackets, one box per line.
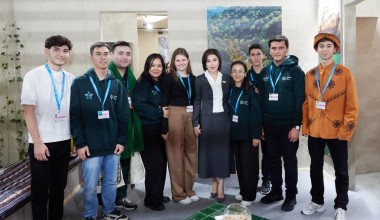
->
[63, 169, 380, 220]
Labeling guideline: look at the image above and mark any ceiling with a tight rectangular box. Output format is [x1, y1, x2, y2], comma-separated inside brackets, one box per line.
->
[137, 14, 168, 30]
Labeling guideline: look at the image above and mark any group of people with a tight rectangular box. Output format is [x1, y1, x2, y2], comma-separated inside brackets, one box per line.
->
[21, 32, 358, 220]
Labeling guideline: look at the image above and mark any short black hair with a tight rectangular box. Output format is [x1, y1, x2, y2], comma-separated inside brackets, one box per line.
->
[90, 42, 111, 55]
[268, 34, 289, 48]
[111, 41, 131, 53]
[44, 35, 73, 50]
[201, 48, 222, 71]
[248, 43, 264, 54]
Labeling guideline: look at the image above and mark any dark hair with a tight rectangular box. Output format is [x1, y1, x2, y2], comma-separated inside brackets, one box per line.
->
[111, 41, 131, 53]
[268, 34, 289, 48]
[139, 53, 165, 85]
[44, 35, 73, 50]
[230, 61, 250, 94]
[169, 48, 193, 81]
[201, 48, 222, 71]
[248, 43, 264, 54]
[90, 42, 111, 55]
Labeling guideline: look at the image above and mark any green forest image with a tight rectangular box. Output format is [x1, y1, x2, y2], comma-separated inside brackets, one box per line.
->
[207, 6, 282, 74]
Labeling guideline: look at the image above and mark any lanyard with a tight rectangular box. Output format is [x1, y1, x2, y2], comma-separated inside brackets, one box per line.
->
[45, 64, 65, 113]
[315, 62, 337, 100]
[153, 84, 161, 93]
[269, 65, 284, 93]
[177, 72, 192, 105]
[88, 76, 111, 110]
[229, 88, 244, 114]
[249, 72, 254, 82]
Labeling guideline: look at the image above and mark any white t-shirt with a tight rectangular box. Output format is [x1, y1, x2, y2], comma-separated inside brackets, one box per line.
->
[21, 65, 74, 143]
[205, 70, 224, 113]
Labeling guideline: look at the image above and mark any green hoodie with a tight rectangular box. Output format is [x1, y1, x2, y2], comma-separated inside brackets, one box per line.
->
[70, 68, 129, 157]
[259, 55, 305, 126]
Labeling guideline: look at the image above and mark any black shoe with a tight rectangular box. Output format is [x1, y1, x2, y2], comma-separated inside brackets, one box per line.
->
[162, 196, 171, 203]
[145, 203, 165, 211]
[84, 218, 95, 220]
[101, 208, 129, 220]
[116, 197, 137, 211]
[281, 197, 297, 211]
[261, 180, 271, 195]
[260, 192, 284, 204]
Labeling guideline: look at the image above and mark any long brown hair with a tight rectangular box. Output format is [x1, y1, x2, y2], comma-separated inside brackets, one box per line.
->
[169, 48, 193, 82]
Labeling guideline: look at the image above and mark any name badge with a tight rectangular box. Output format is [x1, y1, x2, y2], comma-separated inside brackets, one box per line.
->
[128, 97, 132, 109]
[232, 115, 239, 123]
[316, 101, 326, 110]
[55, 113, 67, 122]
[186, 105, 193, 112]
[98, 110, 110, 119]
[269, 93, 279, 101]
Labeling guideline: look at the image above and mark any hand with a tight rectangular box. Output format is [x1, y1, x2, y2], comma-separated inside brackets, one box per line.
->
[70, 146, 78, 157]
[34, 141, 50, 161]
[114, 144, 124, 154]
[194, 125, 201, 136]
[162, 132, 168, 140]
[261, 128, 265, 140]
[77, 146, 90, 160]
[252, 139, 260, 148]
[254, 86, 259, 95]
[288, 128, 300, 142]
[162, 107, 170, 118]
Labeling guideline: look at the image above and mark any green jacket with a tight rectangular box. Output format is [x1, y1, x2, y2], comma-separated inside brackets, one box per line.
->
[109, 61, 144, 159]
[70, 68, 129, 157]
[259, 55, 305, 126]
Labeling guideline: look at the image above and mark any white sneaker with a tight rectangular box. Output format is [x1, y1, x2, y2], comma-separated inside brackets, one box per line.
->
[335, 208, 346, 220]
[190, 194, 200, 202]
[241, 200, 254, 207]
[301, 202, 326, 215]
[235, 194, 242, 201]
[178, 197, 192, 205]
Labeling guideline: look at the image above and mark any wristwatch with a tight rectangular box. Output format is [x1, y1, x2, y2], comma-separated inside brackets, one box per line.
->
[295, 125, 300, 130]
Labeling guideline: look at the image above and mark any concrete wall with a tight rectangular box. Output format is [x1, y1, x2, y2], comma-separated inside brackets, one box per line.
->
[355, 0, 380, 174]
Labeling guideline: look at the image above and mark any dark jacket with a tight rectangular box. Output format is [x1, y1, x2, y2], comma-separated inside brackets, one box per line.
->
[133, 79, 164, 126]
[192, 73, 231, 127]
[259, 55, 305, 126]
[229, 86, 262, 141]
[70, 68, 129, 157]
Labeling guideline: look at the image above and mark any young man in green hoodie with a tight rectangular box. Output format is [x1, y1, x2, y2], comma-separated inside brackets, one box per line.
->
[259, 35, 305, 212]
[70, 42, 129, 220]
[108, 41, 144, 211]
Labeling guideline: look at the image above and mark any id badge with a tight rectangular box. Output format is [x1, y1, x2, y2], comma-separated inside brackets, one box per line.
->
[98, 110, 110, 119]
[55, 113, 67, 122]
[232, 115, 239, 123]
[269, 93, 279, 101]
[186, 105, 193, 112]
[128, 97, 133, 109]
[316, 101, 326, 110]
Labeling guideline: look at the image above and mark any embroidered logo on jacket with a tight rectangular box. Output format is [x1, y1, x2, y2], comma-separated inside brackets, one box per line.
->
[110, 94, 118, 100]
[85, 92, 93, 100]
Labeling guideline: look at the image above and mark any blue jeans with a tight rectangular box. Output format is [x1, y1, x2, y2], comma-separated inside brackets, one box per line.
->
[82, 154, 120, 218]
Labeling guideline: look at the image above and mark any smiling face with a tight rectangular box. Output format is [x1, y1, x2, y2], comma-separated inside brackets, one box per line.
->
[90, 46, 111, 71]
[269, 41, 288, 66]
[317, 40, 336, 61]
[112, 45, 132, 69]
[206, 54, 220, 74]
[149, 58, 164, 80]
[231, 63, 246, 85]
[44, 45, 70, 69]
[174, 54, 189, 74]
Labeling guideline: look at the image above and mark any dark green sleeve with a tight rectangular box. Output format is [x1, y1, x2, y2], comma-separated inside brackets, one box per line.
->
[249, 91, 262, 139]
[292, 66, 306, 126]
[133, 81, 163, 121]
[69, 78, 87, 149]
[115, 81, 129, 146]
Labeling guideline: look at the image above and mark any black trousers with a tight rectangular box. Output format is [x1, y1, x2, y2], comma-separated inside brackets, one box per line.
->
[232, 140, 259, 201]
[264, 123, 299, 198]
[308, 136, 349, 210]
[141, 124, 167, 206]
[260, 139, 271, 182]
[28, 139, 71, 220]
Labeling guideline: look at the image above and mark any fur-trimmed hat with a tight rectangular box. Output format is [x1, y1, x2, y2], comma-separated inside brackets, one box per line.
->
[313, 33, 340, 51]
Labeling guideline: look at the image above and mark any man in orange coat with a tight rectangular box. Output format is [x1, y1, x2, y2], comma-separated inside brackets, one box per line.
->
[301, 33, 359, 220]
